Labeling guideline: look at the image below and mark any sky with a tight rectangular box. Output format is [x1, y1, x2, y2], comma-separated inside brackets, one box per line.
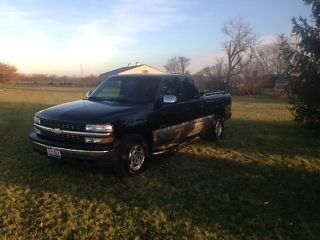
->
[0, 0, 312, 75]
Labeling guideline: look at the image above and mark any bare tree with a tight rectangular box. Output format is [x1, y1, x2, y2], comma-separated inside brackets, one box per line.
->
[241, 61, 263, 95]
[222, 18, 258, 84]
[177, 56, 190, 74]
[211, 58, 225, 78]
[197, 59, 226, 79]
[164, 57, 179, 74]
[0, 62, 19, 90]
[195, 59, 227, 91]
[164, 56, 190, 74]
[255, 40, 287, 76]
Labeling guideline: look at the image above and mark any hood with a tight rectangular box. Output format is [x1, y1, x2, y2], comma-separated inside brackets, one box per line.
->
[37, 100, 150, 124]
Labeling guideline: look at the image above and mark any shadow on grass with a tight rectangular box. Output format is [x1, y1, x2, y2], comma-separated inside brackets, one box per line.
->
[1, 102, 320, 238]
[1, 150, 320, 239]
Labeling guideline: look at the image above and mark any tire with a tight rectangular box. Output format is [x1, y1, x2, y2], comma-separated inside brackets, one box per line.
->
[204, 118, 224, 141]
[114, 134, 150, 177]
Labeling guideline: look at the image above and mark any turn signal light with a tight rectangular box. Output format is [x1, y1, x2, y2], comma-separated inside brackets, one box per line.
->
[84, 137, 114, 144]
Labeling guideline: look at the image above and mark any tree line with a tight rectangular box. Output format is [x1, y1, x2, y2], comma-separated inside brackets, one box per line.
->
[0, 68, 100, 88]
[19, 74, 100, 87]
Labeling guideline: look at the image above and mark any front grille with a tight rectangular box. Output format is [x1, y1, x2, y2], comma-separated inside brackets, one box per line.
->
[38, 119, 86, 143]
[40, 129, 85, 143]
[40, 119, 85, 131]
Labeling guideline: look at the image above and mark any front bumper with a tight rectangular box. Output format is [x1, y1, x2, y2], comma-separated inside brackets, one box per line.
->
[30, 132, 117, 162]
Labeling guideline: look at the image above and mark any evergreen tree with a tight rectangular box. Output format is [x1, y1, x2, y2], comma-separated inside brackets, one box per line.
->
[281, 0, 320, 127]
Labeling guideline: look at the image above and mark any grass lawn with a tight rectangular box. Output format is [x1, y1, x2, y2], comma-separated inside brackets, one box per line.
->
[0, 88, 319, 239]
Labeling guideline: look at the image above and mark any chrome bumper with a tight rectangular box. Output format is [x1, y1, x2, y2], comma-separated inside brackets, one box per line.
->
[31, 140, 115, 160]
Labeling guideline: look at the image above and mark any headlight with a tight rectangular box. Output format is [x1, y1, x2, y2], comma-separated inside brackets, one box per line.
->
[85, 124, 113, 133]
[34, 116, 41, 125]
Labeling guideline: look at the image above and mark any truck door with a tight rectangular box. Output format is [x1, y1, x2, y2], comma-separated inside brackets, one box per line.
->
[152, 77, 188, 148]
[179, 76, 206, 139]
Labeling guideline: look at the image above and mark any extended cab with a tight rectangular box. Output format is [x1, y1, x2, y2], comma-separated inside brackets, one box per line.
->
[30, 74, 231, 176]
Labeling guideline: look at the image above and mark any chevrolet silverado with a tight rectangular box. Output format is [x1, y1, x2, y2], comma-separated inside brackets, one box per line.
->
[30, 74, 231, 176]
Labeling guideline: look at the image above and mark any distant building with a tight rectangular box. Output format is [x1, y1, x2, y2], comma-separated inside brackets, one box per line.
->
[100, 64, 164, 80]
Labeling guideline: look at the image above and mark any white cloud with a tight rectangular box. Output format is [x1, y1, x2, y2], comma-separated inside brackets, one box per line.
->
[111, 0, 192, 33]
[0, 0, 194, 75]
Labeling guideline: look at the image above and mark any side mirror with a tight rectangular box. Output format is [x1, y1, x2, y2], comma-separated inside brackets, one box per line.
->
[163, 95, 177, 104]
[85, 90, 92, 99]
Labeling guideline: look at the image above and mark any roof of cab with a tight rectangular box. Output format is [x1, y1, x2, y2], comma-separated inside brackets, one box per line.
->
[107, 73, 189, 78]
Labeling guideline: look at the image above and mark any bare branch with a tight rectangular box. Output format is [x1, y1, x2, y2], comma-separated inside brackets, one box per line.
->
[222, 18, 258, 82]
[164, 56, 190, 74]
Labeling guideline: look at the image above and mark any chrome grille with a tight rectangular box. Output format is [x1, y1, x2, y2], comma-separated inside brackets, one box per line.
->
[40, 119, 85, 131]
[38, 119, 85, 143]
[40, 129, 85, 142]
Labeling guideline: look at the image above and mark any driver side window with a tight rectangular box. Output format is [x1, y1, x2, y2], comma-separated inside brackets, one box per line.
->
[162, 78, 183, 102]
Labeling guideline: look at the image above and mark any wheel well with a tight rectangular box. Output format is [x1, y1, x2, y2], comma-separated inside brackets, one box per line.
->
[216, 107, 226, 120]
[120, 130, 153, 148]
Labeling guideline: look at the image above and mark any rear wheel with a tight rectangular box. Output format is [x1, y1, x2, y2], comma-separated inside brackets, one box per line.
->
[204, 118, 224, 141]
[114, 135, 150, 177]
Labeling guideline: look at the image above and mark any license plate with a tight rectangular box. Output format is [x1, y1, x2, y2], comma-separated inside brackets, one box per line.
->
[46, 147, 61, 159]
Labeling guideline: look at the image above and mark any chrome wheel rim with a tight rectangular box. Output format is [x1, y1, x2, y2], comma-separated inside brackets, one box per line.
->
[214, 121, 223, 137]
[128, 144, 146, 171]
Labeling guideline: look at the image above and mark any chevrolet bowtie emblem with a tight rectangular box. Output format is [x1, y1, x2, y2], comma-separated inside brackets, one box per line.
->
[52, 128, 62, 135]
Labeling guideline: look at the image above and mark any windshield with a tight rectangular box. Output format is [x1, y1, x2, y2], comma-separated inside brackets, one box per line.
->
[89, 76, 160, 104]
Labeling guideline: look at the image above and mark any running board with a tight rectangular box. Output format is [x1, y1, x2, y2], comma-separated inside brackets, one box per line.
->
[152, 136, 200, 155]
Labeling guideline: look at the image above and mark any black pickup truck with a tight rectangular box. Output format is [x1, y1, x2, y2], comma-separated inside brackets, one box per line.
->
[30, 74, 231, 176]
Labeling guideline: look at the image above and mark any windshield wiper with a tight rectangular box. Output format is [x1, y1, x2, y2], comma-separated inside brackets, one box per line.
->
[88, 96, 132, 103]
[88, 96, 104, 101]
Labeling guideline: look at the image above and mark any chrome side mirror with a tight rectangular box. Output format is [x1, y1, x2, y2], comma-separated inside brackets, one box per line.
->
[85, 90, 92, 99]
[163, 95, 177, 104]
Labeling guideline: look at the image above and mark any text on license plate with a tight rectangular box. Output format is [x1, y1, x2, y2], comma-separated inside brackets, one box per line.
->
[46, 147, 61, 159]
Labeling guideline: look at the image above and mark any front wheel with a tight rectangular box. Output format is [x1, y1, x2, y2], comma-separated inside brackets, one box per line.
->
[114, 135, 150, 177]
